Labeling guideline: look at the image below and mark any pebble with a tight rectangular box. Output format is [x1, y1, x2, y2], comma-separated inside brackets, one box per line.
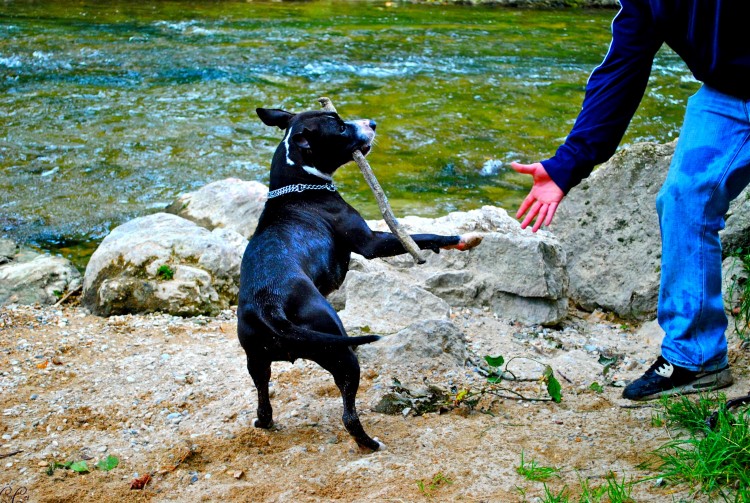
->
[167, 412, 182, 424]
[98, 446, 108, 452]
[30, 394, 38, 400]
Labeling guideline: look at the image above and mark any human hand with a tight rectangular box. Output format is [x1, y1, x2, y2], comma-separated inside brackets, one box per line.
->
[510, 162, 564, 232]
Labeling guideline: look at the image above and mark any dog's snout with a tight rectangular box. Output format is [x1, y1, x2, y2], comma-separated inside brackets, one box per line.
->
[369, 120, 377, 131]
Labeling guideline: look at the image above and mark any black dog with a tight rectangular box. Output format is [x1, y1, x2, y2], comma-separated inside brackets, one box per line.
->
[238, 107, 481, 451]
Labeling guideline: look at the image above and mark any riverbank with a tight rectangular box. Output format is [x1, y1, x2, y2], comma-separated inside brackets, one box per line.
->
[1, 0, 686, 268]
[2, 302, 745, 502]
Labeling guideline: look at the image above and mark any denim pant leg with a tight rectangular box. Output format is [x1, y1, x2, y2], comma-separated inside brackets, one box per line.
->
[656, 85, 750, 372]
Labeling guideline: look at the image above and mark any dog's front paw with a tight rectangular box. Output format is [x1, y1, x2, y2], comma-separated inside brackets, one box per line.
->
[442, 232, 483, 251]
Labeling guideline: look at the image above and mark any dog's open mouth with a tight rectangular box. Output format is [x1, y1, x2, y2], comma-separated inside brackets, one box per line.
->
[359, 144, 372, 156]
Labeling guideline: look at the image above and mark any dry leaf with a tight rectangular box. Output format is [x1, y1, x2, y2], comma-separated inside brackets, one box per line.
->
[130, 473, 151, 490]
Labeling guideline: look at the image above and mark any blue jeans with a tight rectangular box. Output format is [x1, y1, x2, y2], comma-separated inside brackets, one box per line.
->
[657, 85, 750, 372]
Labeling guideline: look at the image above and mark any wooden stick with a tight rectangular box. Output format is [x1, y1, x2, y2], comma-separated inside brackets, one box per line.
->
[54, 284, 82, 307]
[318, 97, 426, 264]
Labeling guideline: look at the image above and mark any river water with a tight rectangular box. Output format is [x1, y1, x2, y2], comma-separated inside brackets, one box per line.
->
[0, 1, 697, 268]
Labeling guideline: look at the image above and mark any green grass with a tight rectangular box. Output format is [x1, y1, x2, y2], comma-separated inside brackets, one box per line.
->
[156, 264, 175, 281]
[519, 393, 750, 501]
[518, 473, 634, 503]
[647, 394, 750, 502]
[517, 451, 561, 482]
[416, 472, 453, 498]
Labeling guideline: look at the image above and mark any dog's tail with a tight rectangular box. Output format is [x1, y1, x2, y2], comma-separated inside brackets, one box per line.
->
[258, 307, 380, 347]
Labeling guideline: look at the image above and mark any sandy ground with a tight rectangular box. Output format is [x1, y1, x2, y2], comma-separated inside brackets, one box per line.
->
[0, 301, 747, 503]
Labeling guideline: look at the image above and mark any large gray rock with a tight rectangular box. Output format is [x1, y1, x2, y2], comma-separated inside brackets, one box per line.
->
[361, 320, 468, 414]
[165, 178, 268, 239]
[338, 271, 451, 334]
[0, 239, 81, 306]
[551, 142, 675, 320]
[359, 319, 467, 371]
[722, 256, 748, 314]
[360, 206, 568, 325]
[83, 213, 247, 316]
[0, 238, 17, 265]
[551, 140, 750, 320]
[722, 187, 750, 256]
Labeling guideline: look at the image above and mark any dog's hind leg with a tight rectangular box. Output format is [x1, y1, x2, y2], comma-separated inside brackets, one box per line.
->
[247, 356, 274, 429]
[294, 290, 383, 451]
[318, 350, 382, 452]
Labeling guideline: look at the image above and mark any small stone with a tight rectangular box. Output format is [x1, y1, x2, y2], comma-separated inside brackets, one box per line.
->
[30, 394, 38, 400]
[98, 446, 108, 452]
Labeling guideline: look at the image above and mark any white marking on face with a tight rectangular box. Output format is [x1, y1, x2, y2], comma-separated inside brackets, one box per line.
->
[302, 165, 333, 181]
[282, 128, 294, 166]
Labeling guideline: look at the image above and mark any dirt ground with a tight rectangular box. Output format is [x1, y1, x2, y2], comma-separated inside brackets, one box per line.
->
[0, 302, 747, 502]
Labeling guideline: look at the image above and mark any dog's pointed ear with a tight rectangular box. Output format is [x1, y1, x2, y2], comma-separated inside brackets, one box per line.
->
[292, 130, 311, 150]
[256, 108, 295, 130]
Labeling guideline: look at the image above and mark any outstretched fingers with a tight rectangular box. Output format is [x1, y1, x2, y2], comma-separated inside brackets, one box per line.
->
[516, 192, 536, 220]
[532, 203, 549, 233]
[520, 200, 541, 229]
[544, 202, 559, 227]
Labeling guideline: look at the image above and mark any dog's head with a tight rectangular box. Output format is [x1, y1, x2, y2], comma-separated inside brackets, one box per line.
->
[257, 108, 375, 183]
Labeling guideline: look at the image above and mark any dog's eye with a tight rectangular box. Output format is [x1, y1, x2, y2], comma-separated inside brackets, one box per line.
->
[339, 124, 347, 133]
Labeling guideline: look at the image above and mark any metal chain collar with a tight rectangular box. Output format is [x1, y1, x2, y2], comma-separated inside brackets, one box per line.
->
[266, 183, 337, 199]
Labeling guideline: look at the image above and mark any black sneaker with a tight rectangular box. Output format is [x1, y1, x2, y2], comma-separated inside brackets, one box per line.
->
[622, 355, 734, 401]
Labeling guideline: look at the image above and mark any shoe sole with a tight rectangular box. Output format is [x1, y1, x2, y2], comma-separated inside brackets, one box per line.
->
[636, 368, 735, 401]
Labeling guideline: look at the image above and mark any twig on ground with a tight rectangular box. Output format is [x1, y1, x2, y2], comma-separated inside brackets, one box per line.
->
[0, 450, 23, 459]
[557, 371, 574, 384]
[54, 285, 82, 307]
[317, 97, 426, 264]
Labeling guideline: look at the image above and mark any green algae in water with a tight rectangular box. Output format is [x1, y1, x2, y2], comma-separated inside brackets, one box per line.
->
[0, 1, 697, 268]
